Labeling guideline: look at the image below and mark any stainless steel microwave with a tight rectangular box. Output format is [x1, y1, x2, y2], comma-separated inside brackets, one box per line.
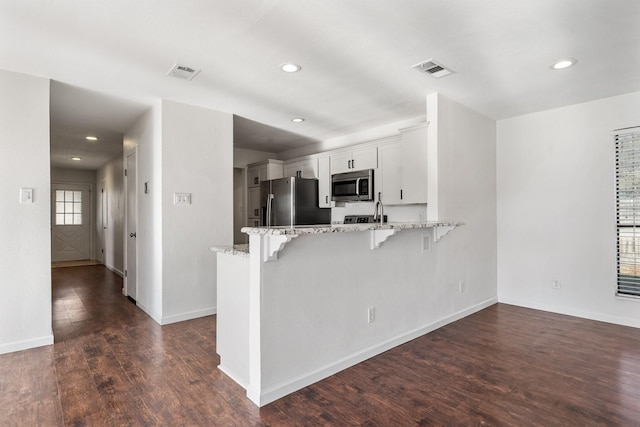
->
[331, 169, 374, 202]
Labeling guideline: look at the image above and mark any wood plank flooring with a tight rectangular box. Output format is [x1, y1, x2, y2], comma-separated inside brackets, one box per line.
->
[1, 265, 640, 425]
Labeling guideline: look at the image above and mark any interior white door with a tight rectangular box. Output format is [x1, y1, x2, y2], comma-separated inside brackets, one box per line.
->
[51, 183, 92, 262]
[98, 181, 107, 264]
[125, 151, 137, 300]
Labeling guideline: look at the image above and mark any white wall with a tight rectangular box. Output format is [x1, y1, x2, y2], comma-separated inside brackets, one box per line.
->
[497, 91, 640, 327]
[123, 100, 233, 325]
[124, 104, 163, 321]
[96, 155, 124, 275]
[234, 148, 276, 168]
[160, 100, 233, 324]
[0, 70, 52, 354]
[51, 168, 96, 184]
[434, 93, 498, 308]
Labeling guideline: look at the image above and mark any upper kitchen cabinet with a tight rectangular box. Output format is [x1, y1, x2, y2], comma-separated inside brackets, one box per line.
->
[331, 146, 377, 174]
[283, 158, 318, 179]
[378, 123, 428, 205]
[317, 156, 332, 208]
[247, 159, 283, 187]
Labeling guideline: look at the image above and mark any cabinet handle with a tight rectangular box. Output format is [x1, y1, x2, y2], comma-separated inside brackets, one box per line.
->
[352, 159, 355, 169]
[254, 177, 259, 185]
[400, 189, 403, 200]
[325, 195, 328, 204]
[348, 160, 351, 169]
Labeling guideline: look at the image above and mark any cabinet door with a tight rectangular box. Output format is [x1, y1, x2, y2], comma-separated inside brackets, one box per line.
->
[318, 157, 332, 208]
[300, 158, 318, 178]
[283, 159, 318, 179]
[283, 163, 299, 178]
[247, 186, 261, 218]
[378, 143, 403, 204]
[330, 152, 353, 174]
[351, 146, 377, 172]
[248, 165, 265, 187]
[266, 162, 284, 181]
[400, 125, 428, 204]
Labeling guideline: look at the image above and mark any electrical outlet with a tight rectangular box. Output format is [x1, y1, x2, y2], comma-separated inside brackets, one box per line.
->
[368, 307, 375, 323]
[459, 280, 465, 294]
[552, 280, 561, 290]
[422, 233, 431, 252]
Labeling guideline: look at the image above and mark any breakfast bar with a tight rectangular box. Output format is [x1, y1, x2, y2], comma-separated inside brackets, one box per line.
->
[211, 220, 503, 407]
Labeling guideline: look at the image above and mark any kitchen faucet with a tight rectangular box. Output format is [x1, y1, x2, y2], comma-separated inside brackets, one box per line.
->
[373, 192, 384, 224]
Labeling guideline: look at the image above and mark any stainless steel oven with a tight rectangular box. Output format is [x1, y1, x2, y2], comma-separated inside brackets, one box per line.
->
[331, 169, 374, 202]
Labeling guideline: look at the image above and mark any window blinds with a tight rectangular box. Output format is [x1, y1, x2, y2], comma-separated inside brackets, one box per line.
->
[616, 127, 640, 297]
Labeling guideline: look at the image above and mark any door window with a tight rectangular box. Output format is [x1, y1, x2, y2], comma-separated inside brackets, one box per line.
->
[55, 190, 83, 225]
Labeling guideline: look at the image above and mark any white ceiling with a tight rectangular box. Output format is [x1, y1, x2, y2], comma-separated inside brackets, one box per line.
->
[1, 0, 639, 169]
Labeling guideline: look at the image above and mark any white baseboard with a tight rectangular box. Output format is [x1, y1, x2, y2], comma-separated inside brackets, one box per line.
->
[160, 307, 217, 325]
[104, 263, 124, 278]
[248, 296, 498, 407]
[0, 334, 54, 355]
[498, 297, 640, 329]
[218, 364, 248, 389]
[136, 301, 162, 325]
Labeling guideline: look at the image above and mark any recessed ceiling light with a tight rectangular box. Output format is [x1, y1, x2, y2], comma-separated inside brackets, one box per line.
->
[71, 157, 82, 161]
[291, 117, 305, 123]
[280, 63, 302, 73]
[550, 58, 577, 70]
[85, 136, 99, 141]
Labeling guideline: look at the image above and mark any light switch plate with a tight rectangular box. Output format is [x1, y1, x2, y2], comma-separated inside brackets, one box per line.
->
[174, 193, 192, 205]
[20, 188, 34, 203]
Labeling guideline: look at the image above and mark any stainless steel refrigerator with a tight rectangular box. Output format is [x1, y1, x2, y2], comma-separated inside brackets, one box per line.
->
[260, 177, 331, 227]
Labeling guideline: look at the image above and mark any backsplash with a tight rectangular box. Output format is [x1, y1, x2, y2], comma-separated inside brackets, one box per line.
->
[331, 203, 428, 223]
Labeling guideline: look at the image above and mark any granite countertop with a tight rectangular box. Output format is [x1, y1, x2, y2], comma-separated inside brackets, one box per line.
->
[240, 221, 463, 236]
[209, 244, 250, 258]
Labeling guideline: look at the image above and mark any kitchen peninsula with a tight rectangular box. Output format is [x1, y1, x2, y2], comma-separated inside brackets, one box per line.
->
[211, 220, 496, 407]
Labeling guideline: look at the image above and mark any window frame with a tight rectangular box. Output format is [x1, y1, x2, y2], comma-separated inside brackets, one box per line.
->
[615, 127, 640, 299]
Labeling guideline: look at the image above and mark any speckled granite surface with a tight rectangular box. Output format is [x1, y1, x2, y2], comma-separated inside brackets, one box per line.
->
[209, 244, 250, 257]
[211, 222, 462, 256]
[240, 221, 462, 236]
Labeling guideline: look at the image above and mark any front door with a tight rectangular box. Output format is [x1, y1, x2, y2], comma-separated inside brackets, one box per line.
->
[125, 151, 137, 300]
[51, 183, 92, 262]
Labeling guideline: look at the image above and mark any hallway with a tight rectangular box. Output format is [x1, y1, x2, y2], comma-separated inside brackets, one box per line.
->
[1, 266, 640, 425]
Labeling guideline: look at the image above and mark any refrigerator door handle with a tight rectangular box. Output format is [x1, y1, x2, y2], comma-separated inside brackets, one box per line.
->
[266, 193, 275, 227]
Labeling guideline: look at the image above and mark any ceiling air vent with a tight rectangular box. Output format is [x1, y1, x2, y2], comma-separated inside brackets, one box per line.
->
[166, 64, 201, 81]
[412, 59, 454, 78]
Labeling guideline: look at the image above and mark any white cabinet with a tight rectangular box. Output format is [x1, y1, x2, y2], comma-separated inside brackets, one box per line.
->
[246, 159, 283, 227]
[378, 124, 428, 205]
[247, 186, 261, 219]
[318, 156, 332, 208]
[247, 159, 283, 188]
[331, 146, 377, 174]
[378, 143, 404, 204]
[283, 158, 318, 179]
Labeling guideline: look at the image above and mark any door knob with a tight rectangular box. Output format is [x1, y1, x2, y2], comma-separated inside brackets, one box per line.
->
[130, 232, 136, 238]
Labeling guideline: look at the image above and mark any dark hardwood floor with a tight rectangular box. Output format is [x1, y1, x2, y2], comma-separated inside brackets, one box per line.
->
[1, 265, 640, 425]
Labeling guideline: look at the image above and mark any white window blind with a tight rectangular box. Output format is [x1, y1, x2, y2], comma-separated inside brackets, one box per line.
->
[616, 127, 640, 298]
